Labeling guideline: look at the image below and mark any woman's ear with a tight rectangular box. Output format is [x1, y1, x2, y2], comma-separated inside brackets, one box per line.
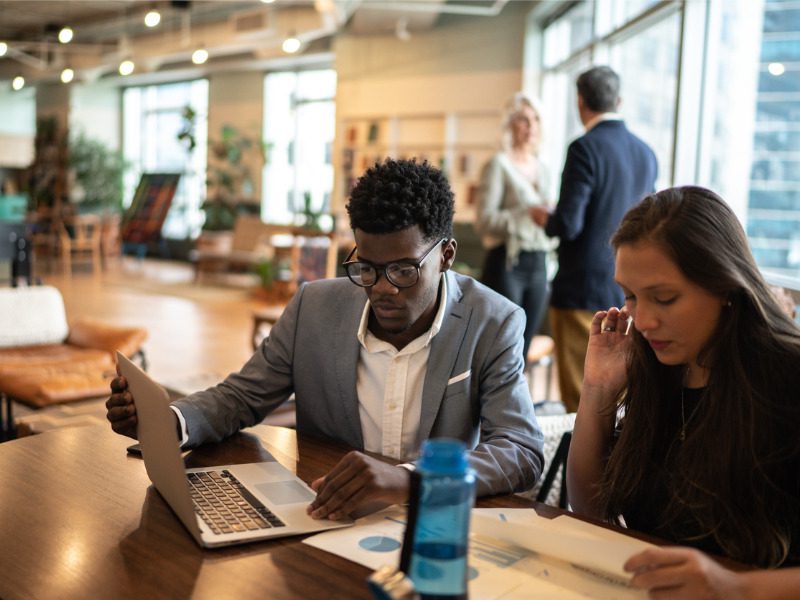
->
[441, 239, 457, 271]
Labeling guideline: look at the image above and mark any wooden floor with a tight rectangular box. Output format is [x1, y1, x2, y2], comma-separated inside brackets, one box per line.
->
[39, 257, 269, 384]
[12, 257, 275, 430]
[12, 256, 561, 431]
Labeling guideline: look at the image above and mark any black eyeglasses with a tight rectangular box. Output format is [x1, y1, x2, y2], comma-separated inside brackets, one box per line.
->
[343, 238, 447, 288]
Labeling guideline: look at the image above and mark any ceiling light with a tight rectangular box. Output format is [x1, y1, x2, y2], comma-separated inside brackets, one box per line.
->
[144, 10, 161, 28]
[119, 60, 135, 76]
[768, 62, 785, 76]
[191, 48, 209, 65]
[12, 75, 25, 91]
[282, 35, 301, 54]
[260, 0, 276, 3]
[0, 42, 7, 57]
[58, 26, 74, 44]
[61, 68, 74, 83]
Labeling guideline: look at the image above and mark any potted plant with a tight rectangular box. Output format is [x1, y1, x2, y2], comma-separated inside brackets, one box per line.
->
[67, 131, 128, 260]
[204, 123, 265, 231]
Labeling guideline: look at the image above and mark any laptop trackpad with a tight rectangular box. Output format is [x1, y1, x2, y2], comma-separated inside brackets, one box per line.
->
[255, 481, 316, 505]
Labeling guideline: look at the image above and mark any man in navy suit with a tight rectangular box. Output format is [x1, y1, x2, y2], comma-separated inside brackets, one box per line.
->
[532, 66, 657, 412]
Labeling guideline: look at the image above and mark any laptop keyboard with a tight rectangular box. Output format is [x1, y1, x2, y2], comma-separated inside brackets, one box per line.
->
[188, 469, 285, 535]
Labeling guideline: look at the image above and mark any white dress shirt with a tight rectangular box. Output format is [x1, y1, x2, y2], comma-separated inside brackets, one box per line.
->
[172, 274, 449, 456]
[355, 274, 447, 460]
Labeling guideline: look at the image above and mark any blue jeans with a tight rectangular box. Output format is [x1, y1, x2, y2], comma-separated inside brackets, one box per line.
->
[481, 245, 548, 362]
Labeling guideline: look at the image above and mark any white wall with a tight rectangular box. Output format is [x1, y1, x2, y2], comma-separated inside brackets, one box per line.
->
[208, 71, 264, 205]
[332, 2, 532, 219]
[0, 85, 35, 167]
[70, 81, 121, 150]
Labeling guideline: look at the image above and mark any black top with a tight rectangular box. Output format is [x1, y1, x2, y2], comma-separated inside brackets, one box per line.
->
[620, 387, 800, 567]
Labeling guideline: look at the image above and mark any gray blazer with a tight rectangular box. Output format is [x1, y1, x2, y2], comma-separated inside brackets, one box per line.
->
[173, 271, 544, 496]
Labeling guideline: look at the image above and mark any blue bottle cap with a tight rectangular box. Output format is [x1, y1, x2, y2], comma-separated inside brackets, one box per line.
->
[418, 438, 468, 475]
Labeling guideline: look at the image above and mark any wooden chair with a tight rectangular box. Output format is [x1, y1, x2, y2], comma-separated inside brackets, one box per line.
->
[58, 214, 103, 276]
[517, 412, 576, 508]
[525, 334, 555, 402]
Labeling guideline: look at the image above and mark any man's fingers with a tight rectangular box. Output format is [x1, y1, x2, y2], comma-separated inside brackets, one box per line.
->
[310, 459, 360, 510]
[110, 376, 128, 393]
[312, 481, 370, 520]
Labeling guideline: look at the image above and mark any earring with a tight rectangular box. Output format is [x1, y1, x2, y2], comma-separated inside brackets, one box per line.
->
[726, 300, 732, 307]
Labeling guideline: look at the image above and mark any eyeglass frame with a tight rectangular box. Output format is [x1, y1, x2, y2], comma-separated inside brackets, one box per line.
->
[342, 237, 448, 288]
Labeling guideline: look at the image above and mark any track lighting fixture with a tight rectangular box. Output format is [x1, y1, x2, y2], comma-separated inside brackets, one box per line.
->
[191, 47, 208, 64]
[119, 60, 135, 76]
[282, 34, 301, 54]
[58, 26, 73, 44]
[144, 10, 161, 28]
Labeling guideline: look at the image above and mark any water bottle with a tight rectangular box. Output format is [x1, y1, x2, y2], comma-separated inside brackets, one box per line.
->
[400, 438, 475, 600]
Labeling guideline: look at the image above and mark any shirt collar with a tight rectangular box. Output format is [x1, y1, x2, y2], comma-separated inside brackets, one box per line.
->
[357, 272, 448, 350]
[584, 112, 622, 132]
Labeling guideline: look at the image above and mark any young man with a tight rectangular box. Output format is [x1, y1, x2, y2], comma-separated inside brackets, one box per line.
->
[108, 158, 544, 520]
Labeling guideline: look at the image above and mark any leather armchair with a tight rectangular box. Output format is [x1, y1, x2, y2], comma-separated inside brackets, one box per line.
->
[0, 286, 147, 438]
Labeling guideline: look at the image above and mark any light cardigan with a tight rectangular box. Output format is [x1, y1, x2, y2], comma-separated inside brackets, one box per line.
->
[474, 152, 554, 266]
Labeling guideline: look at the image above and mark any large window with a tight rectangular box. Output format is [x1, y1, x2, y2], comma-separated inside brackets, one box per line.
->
[535, 0, 800, 284]
[262, 70, 336, 226]
[705, 0, 800, 279]
[539, 3, 678, 194]
[122, 80, 208, 240]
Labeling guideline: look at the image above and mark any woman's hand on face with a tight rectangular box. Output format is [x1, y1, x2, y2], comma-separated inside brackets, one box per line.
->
[583, 307, 632, 393]
[625, 546, 747, 600]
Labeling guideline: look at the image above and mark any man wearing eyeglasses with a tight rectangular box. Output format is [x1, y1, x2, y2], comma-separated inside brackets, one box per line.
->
[107, 158, 544, 521]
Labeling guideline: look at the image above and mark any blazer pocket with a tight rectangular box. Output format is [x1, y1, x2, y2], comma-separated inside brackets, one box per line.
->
[447, 369, 471, 386]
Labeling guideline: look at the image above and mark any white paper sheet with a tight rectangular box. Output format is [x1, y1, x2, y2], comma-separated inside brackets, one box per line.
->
[471, 509, 655, 582]
[302, 506, 647, 599]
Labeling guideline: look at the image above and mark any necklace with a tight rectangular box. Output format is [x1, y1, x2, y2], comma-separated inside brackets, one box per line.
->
[679, 386, 702, 442]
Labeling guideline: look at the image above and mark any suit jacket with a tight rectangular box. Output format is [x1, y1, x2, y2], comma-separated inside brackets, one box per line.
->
[173, 271, 544, 497]
[545, 120, 657, 310]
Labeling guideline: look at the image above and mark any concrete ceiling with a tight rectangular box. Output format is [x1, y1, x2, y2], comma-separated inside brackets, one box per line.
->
[0, 0, 510, 85]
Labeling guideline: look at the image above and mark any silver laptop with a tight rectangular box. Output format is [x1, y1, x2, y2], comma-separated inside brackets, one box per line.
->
[116, 352, 352, 548]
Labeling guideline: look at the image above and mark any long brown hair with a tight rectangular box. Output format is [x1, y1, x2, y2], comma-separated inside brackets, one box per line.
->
[601, 186, 800, 567]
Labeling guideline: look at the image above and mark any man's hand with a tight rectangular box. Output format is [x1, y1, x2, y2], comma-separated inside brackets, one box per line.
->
[307, 451, 411, 521]
[105, 375, 139, 440]
[529, 205, 551, 228]
[625, 546, 746, 600]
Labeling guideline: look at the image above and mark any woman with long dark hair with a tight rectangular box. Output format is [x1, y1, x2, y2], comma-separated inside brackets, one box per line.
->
[568, 186, 800, 596]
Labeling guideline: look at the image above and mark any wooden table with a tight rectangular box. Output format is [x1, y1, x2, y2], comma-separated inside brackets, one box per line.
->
[0, 424, 742, 599]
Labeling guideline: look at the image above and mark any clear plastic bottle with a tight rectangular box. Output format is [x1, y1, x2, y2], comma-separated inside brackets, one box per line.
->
[402, 438, 475, 600]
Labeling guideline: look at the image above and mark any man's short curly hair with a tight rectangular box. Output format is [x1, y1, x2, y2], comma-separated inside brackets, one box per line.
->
[346, 158, 454, 241]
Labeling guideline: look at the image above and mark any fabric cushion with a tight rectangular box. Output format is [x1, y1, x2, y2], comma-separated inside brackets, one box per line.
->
[0, 286, 69, 348]
[67, 318, 148, 358]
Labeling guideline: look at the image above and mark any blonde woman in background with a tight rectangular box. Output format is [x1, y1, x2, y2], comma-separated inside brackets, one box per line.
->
[475, 93, 553, 362]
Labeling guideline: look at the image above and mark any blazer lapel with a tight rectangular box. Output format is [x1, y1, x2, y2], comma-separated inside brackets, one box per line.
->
[416, 272, 471, 445]
[333, 291, 367, 449]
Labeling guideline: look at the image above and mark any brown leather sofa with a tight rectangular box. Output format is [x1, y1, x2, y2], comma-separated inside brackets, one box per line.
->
[0, 285, 147, 439]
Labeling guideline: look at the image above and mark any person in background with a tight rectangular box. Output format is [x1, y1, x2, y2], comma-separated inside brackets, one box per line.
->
[531, 66, 657, 412]
[107, 158, 544, 521]
[474, 92, 553, 363]
[568, 186, 800, 597]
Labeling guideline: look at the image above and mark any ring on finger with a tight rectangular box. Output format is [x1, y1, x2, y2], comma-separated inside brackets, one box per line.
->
[603, 326, 615, 332]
